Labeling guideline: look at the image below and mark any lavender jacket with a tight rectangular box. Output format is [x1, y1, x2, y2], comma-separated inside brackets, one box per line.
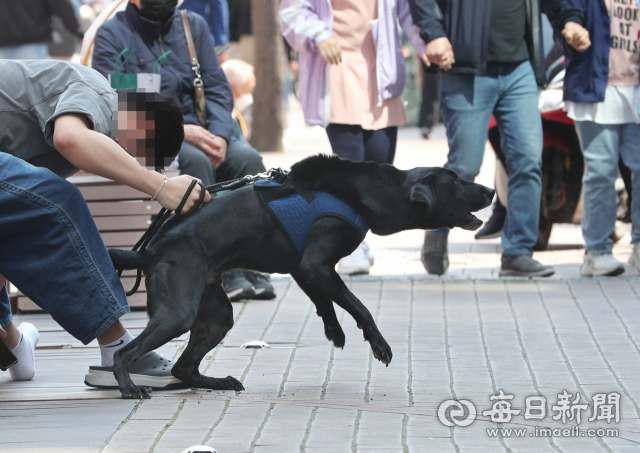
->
[280, 0, 425, 127]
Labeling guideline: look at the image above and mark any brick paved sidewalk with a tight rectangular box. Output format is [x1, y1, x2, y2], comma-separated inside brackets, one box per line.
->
[3, 277, 640, 452]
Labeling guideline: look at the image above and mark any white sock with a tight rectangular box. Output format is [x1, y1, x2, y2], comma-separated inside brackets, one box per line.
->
[99, 331, 134, 367]
[9, 323, 39, 381]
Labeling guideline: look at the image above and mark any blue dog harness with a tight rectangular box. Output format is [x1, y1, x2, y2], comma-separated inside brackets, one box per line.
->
[254, 180, 369, 256]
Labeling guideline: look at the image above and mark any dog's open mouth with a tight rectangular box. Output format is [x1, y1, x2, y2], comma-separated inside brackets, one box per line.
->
[461, 212, 483, 231]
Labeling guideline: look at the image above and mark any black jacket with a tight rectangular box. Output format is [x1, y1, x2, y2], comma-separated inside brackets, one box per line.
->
[408, 0, 583, 86]
[93, 3, 233, 142]
[0, 0, 82, 47]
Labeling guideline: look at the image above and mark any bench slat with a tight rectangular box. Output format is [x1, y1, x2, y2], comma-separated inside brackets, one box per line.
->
[94, 215, 154, 232]
[87, 200, 161, 217]
[78, 185, 149, 202]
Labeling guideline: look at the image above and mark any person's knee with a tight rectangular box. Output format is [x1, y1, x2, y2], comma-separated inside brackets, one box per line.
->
[178, 143, 215, 185]
[584, 158, 618, 185]
[224, 140, 266, 178]
[32, 166, 86, 209]
[505, 146, 543, 178]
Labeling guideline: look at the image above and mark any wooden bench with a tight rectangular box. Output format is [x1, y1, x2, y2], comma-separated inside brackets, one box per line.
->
[10, 172, 177, 313]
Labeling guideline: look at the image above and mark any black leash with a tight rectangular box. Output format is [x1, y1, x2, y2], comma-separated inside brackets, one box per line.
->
[120, 168, 287, 296]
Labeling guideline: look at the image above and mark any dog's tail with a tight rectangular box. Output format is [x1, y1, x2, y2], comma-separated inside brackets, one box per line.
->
[108, 249, 149, 271]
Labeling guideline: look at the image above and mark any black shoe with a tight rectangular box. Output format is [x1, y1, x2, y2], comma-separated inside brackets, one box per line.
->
[499, 255, 555, 277]
[421, 231, 449, 275]
[222, 270, 256, 301]
[420, 127, 433, 139]
[475, 199, 506, 240]
[244, 272, 276, 300]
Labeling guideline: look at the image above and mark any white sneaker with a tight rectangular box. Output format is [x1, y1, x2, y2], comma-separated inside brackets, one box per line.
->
[336, 242, 373, 275]
[9, 322, 39, 381]
[361, 241, 374, 265]
[581, 252, 625, 277]
[630, 243, 640, 270]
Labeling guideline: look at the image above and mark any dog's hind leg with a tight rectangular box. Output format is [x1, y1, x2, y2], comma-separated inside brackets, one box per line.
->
[292, 273, 345, 348]
[114, 258, 207, 399]
[171, 281, 244, 391]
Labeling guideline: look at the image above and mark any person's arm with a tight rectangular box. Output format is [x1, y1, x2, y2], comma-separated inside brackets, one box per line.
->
[407, 0, 447, 45]
[279, 0, 332, 54]
[541, 0, 590, 52]
[398, 0, 426, 58]
[45, 0, 84, 39]
[53, 114, 210, 212]
[408, 0, 454, 70]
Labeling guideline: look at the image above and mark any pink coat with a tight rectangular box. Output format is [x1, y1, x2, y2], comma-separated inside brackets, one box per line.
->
[280, 0, 425, 127]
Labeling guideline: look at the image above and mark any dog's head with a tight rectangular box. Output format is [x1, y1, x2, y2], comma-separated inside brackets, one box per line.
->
[405, 167, 495, 231]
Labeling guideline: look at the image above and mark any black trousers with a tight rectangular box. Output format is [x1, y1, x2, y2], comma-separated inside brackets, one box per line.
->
[325, 124, 397, 164]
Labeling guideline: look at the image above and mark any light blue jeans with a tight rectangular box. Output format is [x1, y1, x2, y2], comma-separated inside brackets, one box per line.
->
[574, 121, 640, 254]
[0, 44, 48, 60]
[436, 61, 543, 257]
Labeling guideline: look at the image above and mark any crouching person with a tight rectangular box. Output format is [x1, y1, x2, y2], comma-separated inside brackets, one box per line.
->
[0, 59, 209, 388]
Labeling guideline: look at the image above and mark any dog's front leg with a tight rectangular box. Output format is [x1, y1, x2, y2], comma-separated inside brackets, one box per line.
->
[292, 273, 345, 348]
[297, 217, 392, 365]
[299, 263, 392, 365]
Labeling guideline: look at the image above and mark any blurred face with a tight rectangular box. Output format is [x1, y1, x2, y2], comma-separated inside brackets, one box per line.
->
[241, 72, 256, 96]
[116, 107, 156, 166]
[110, 93, 158, 168]
[231, 72, 256, 100]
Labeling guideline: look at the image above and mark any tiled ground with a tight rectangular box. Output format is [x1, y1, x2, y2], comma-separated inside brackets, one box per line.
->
[3, 277, 640, 452]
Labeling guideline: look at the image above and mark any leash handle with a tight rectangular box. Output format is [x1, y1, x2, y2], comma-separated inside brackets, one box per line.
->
[176, 180, 206, 216]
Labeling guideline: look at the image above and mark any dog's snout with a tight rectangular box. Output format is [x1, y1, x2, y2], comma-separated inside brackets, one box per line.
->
[485, 187, 496, 201]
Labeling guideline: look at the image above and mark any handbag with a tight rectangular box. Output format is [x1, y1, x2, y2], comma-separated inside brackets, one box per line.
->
[181, 10, 207, 127]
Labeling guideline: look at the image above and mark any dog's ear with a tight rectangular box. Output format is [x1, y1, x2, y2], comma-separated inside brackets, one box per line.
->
[409, 176, 436, 217]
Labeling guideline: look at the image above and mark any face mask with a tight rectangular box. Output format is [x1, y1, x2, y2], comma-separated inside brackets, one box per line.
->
[139, 0, 178, 23]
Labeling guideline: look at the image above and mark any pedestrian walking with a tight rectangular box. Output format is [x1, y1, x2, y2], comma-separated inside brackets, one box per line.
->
[409, 0, 590, 277]
[561, 0, 640, 276]
[280, 0, 425, 275]
[0, 0, 84, 59]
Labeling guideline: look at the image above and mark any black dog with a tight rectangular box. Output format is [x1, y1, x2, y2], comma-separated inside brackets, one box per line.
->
[109, 155, 494, 398]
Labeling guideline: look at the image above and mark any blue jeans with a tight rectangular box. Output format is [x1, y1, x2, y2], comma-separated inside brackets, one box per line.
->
[0, 43, 48, 59]
[0, 153, 129, 344]
[574, 121, 640, 254]
[437, 61, 543, 257]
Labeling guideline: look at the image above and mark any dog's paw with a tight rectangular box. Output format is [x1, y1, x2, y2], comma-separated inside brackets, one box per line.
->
[371, 339, 393, 366]
[121, 385, 152, 399]
[325, 324, 346, 349]
[225, 376, 245, 391]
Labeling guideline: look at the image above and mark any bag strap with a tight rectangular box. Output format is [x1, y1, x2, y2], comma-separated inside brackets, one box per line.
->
[180, 10, 198, 67]
[180, 10, 205, 100]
